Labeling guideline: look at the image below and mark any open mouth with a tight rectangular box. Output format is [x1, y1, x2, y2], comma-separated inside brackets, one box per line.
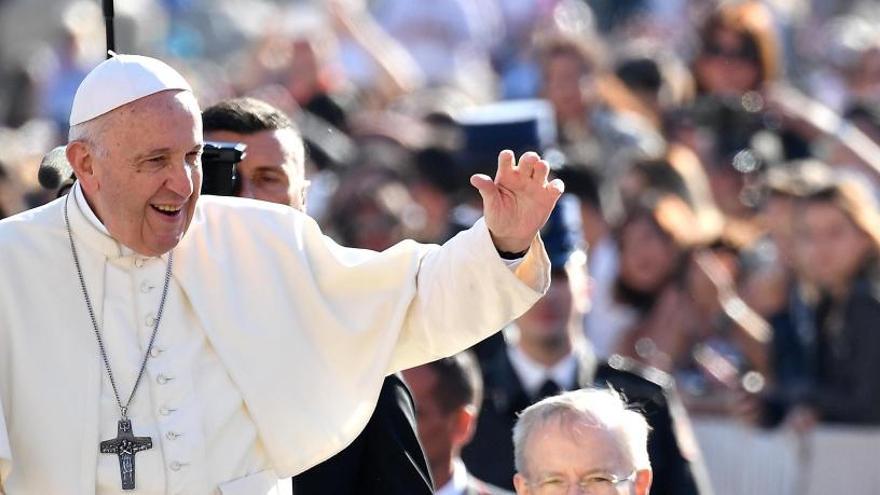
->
[151, 204, 184, 217]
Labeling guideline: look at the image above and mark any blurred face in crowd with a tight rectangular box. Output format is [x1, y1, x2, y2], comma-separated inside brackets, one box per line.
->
[517, 261, 589, 352]
[761, 192, 799, 266]
[205, 128, 307, 210]
[543, 52, 593, 123]
[514, 416, 649, 495]
[696, 28, 761, 96]
[67, 90, 203, 256]
[618, 216, 680, 294]
[795, 200, 875, 293]
[403, 365, 473, 480]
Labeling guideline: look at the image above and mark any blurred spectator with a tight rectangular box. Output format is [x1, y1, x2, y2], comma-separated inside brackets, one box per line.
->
[326, 164, 424, 251]
[692, 1, 780, 98]
[33, 0, 104, 135]
[511, 388, 653, 495]
[772, 174, 880, 428]
[536, 33, 663, 174]
[605, 195, 700, 369]
[403, 352, 512, 495]
[372, 0, 502, 102]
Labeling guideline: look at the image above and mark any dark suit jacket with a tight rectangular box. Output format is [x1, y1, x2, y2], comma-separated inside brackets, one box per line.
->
[292, 374, 433, 495]
[462, 348, 710, 495]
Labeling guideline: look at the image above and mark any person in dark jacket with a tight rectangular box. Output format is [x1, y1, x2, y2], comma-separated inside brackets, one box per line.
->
[404, 352, 512, 495]
[292, 374, 434, 494]
[463, 197, 711, 494]
[776, 175, 880, 429]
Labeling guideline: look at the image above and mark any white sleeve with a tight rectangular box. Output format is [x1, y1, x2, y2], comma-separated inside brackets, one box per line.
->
[0, 396, 10, 493]
[385, 218, 549, 372]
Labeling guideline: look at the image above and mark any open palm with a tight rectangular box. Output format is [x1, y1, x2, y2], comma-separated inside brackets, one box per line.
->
[470, 150, 565, 254]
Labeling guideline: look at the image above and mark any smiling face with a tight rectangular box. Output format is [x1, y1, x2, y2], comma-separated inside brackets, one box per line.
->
[618, 216, 680, 294]
[67, 90, 203, 256]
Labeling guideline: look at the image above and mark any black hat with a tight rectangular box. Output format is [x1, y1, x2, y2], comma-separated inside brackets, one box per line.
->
[454, 99, 557, 176]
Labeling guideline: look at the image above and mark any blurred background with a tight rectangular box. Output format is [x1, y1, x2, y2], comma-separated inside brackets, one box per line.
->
[3, 1, 880, 493]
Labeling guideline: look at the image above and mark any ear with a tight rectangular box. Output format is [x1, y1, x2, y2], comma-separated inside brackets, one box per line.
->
[634, 468, 653, 495]
[513, 473, 530, 495]
[452, 405, 477, 448]
[66, 141, 99, 193]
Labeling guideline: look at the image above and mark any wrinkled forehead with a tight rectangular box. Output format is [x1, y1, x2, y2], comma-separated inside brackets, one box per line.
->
[527, 415, 628, 470]
[101, 90, 202, 150]
[123, 89, 201, 120]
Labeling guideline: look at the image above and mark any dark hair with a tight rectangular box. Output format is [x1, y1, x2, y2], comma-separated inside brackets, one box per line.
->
[426, 352, 483, 415]
[697, 2, 780, 90]
[557, 167, 602, 212]
[630, 159, 693, 206]
[202, 97, 295, 134]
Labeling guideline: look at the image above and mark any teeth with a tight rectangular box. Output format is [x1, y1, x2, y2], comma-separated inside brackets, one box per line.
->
[154, 205, 182, 213]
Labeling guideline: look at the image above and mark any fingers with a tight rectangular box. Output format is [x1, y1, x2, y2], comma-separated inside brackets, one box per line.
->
[496, 150, 516, 182]
[519, 152, 538, 178]
[470, 173, 499, 203]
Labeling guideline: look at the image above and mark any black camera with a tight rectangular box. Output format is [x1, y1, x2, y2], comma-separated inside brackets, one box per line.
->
[201, 141, 246, 196]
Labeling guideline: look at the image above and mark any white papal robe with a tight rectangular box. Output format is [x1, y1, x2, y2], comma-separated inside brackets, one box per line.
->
[0, 186, 549, 494]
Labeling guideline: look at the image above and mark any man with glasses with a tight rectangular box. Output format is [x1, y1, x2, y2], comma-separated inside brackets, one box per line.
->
[511, 388, 652, 495]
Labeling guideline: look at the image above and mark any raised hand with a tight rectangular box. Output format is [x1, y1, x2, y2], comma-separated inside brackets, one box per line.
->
[470, 150, 565, 254]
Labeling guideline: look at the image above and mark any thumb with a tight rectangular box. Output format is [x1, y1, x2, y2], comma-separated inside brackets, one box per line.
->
[470, 173, 499, 204]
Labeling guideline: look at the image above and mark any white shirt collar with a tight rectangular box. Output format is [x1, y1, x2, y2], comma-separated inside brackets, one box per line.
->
[435, 458, 470, 495]
[507, 343, 578, 398]
[71, 181, 143, 259]
[73, 181, 109, 235]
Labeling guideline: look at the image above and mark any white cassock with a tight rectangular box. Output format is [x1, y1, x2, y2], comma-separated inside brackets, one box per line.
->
[0, 184, 549, 494]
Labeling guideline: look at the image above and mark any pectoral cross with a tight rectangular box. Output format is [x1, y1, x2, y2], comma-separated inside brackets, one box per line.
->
[100, 419, 152, 490]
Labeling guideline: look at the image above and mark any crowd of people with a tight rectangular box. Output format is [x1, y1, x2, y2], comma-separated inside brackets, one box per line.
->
[2, 0, 880, 493]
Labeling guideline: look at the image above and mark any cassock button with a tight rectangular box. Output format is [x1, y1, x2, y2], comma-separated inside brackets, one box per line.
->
[145, 314, 156, 327]
[150, 347, 163, 358]
[157, 374, 174, 385]
[140, 281, 155, 293]
[159, 406, 176, 416]
[165, 431, 181, 441]
[169, 461, 186, 471]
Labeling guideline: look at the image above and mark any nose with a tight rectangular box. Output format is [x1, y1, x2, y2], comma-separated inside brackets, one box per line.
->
[568, 485, 587, 495]
[166, 158, 195, 198]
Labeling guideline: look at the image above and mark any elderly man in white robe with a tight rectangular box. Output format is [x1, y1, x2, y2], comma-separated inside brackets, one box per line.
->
[0, 54, 561, 494]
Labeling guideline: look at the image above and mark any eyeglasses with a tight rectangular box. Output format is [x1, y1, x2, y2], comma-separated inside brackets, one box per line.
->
[530, 470, 637, 494]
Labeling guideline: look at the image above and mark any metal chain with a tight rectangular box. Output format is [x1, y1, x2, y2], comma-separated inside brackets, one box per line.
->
[63, 193, 173, 420]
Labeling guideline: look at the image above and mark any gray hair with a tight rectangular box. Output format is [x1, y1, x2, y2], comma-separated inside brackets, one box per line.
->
[67, 113, 113, 158]
[513, 387, 651, 476]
